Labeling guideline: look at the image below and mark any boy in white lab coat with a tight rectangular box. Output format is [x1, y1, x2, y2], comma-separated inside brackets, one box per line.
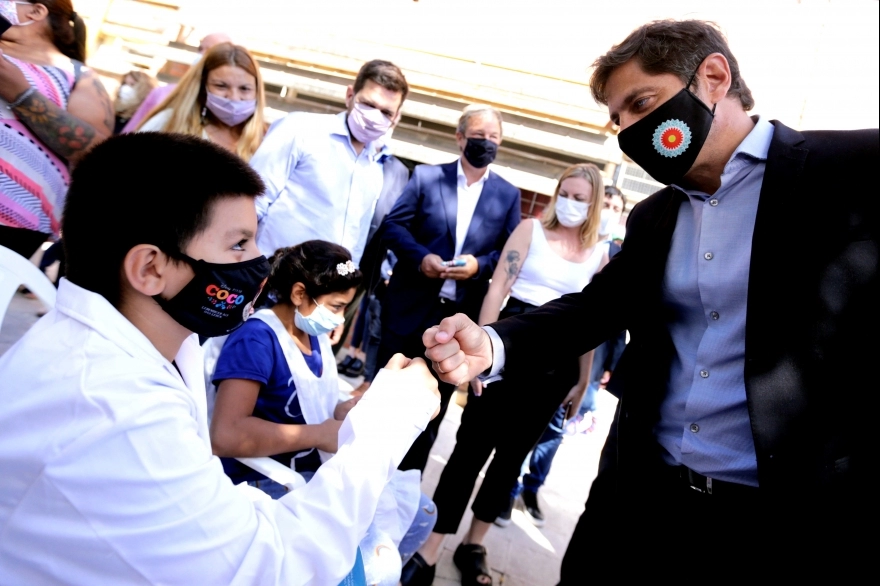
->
[0, 133, 440, 586]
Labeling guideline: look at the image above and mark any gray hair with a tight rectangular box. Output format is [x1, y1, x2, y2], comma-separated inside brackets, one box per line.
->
[456, 104, 504, 136]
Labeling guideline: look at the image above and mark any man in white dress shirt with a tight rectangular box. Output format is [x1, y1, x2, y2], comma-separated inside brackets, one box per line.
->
[250, 59, 409, 267]
[0, 133, 440, 585]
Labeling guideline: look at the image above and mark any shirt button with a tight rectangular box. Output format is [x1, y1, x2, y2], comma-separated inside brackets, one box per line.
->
[710, 311, 720, 320]
[709, 199, 719, 206]
[704, 252, 713, 260]
[700, 370, 709, 378]
[690, 423, 700, 433]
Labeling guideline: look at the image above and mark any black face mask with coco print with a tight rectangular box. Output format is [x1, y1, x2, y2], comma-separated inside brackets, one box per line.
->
[154, 255, 270, 338]
[617, 65, 716, 186]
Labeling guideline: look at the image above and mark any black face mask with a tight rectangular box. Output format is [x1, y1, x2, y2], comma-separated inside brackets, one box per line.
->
[463, 137, 498, 168]
[154, 254, 270, 338]
[617, 70, 716, 186]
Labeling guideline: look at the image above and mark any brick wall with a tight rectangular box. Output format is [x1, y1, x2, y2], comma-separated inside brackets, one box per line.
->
[520, 190, 553, 220]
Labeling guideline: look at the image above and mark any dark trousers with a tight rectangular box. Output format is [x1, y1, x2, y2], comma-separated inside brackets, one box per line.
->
[558, 449, 866, 583]
[377, 297, 461, 473]
[431, 298, 578, 534]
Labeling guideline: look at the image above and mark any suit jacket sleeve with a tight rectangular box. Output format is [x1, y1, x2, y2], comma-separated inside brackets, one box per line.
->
[381, 168, 433, 269]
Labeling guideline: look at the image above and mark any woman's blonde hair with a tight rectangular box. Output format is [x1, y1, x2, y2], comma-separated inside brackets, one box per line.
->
[541, 163, 605, 250]
[115, 71, 157, 119]
[137, 43, 266, 161]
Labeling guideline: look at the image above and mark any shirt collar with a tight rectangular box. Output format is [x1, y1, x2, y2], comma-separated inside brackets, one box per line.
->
[54, 278, 192, 369]
[457, 159, 490, 188]
[729, 115, 773, 163]
[673, 115, 774, 198]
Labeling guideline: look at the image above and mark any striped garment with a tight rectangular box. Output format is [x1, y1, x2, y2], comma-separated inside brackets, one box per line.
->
[0, 55, 75, 236]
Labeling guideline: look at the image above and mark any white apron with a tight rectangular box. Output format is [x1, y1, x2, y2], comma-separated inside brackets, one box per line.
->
[251, 309, 338, 464]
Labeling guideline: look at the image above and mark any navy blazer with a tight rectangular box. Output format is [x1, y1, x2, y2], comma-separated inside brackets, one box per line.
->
[381, 161, 521, 336]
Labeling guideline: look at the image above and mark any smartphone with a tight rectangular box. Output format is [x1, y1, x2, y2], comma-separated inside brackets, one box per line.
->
[441, 258, 467, 267]
[1, 15, 12, 38]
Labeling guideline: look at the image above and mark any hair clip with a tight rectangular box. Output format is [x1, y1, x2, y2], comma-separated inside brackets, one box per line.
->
[336, 260, 358, 276]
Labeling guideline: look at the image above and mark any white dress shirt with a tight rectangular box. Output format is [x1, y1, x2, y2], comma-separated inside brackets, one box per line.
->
[439, 160, 489, 299]
[0, 279, 438, 585]
[251, 111, 387, 264]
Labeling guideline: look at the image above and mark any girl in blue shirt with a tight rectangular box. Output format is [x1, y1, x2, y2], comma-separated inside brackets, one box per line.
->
[210, 240, 435, 584]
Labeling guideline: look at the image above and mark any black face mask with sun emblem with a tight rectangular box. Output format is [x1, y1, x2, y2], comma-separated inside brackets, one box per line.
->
[617, 64, 716, 186]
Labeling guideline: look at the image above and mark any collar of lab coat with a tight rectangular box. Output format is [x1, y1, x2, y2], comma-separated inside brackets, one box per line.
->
[53, 278, 210, 443]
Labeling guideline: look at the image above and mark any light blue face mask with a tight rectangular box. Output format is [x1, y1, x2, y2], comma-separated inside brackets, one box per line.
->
[294, 303, 344, 337]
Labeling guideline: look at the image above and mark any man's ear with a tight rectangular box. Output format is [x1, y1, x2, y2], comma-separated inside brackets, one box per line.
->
[344, 85, 354, 110]
[698, 53, 732, 107]
[290, 282, 308, 307]
[122, 245, 172, 298]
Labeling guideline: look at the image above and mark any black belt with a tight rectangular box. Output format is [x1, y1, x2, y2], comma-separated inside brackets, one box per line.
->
[667, 465, 759, 497]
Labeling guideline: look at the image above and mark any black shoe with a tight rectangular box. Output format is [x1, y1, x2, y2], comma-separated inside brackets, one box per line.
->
[400, 552, 436, 586]
[341, 358, 365, 377]
[493, 496, 515, 528]
[521, 491, 545, 527]
[337, 355, 355, 373]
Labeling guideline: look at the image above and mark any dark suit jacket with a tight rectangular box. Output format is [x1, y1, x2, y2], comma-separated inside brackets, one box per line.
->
[491, 121, 878, 506]
[381, 161, 521, 336]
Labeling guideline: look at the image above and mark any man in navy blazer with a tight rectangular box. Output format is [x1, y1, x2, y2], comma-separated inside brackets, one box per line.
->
[379, 105, 521, 472]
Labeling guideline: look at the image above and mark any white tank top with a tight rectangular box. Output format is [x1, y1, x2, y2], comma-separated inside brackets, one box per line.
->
[510, 219, 607, 306]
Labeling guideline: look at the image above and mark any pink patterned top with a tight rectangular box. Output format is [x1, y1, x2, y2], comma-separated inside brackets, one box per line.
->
[0, 55, 76, 236]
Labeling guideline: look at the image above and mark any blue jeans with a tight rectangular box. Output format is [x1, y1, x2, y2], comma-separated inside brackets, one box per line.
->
[512, 405, 566, 497]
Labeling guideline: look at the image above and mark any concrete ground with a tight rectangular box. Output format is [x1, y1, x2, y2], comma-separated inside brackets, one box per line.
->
[340, 369, 618, 586]
[2, 291, 616, 585]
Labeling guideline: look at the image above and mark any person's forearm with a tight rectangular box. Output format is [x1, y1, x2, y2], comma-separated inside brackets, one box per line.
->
[11, 89, 98, 161]
[478, 289, 504, 326]
[212, 418, 325, 458]
[577, 350, 594, 387]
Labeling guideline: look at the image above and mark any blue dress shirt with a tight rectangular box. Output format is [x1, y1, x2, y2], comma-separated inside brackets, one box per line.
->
[655, 116, 775, 486]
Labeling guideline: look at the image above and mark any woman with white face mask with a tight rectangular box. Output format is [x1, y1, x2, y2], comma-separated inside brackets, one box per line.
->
[403, 164, 610, 586]
[137, 42, 266, 161]
[112, 70, 156, 134]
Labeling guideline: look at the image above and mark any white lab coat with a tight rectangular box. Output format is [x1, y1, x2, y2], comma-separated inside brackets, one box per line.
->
[0, 279, 438, 585]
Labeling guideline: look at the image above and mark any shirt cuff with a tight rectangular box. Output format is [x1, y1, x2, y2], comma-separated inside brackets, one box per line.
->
[481, 326, 506, 382]
[355, 367, 440, 433]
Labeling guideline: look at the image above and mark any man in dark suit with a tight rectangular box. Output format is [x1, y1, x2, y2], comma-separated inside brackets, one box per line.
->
[421, 20, 877, 579]
[379, 104, 521, 473]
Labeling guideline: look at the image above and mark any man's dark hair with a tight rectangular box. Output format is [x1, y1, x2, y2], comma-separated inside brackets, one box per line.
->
[591, 20, 754, 111]
[604, 185, 627, 209]
[353, 59, 409, 102]
[260, 240, 363, 306]
[62, 133, 265, 307]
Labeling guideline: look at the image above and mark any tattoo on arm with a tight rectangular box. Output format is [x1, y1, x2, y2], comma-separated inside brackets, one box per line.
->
[90, 76, 115, 131]
[505, 250, 521, 283]
[12, 90, 97, 160]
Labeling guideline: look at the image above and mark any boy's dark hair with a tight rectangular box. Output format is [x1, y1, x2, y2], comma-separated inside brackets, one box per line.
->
[353, 60, 409, 102]
[263, 240, 363, 305]
[591, 20, 754, 111]
[604, 185, 627, 208]
[62, 132, 265, 307]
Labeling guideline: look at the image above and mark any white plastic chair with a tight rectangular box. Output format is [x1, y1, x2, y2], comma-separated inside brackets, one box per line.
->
[0, 245, 56, 330]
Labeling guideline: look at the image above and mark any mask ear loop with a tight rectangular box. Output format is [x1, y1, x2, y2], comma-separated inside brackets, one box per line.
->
[687, 60, 718, 115]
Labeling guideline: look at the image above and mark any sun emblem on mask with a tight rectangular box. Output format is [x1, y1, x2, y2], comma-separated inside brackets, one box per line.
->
[653, 119, 692, 158]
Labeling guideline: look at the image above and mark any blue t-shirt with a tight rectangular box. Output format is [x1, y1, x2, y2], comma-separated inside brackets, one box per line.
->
[213, 318, 324, 483]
